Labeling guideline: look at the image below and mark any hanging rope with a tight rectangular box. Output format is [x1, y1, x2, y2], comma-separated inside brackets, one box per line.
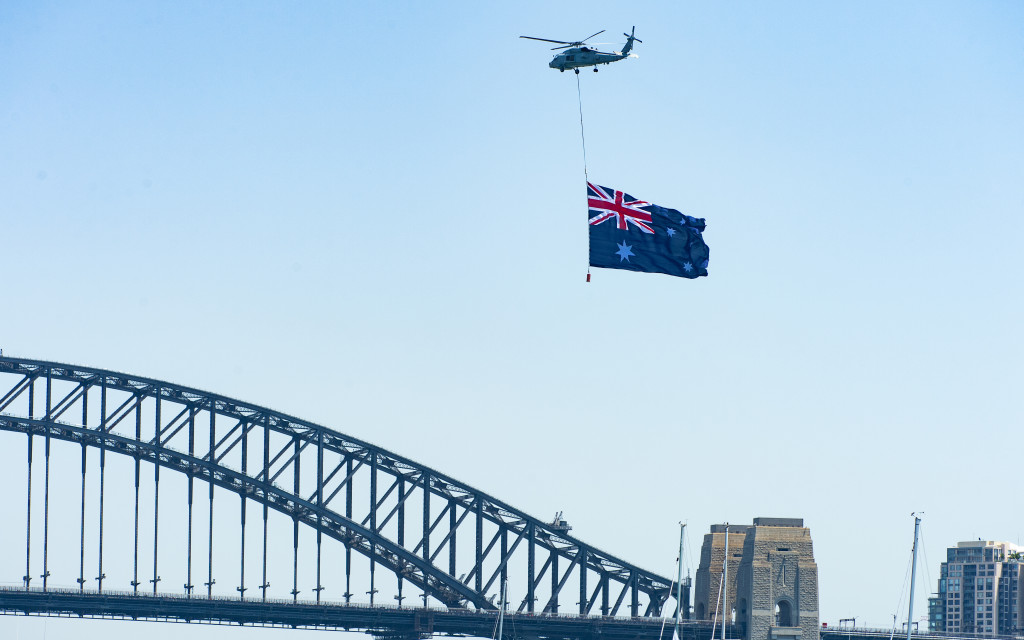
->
[577, 72, 589, 183]
[657, 609, 670, 640]
[577, 72, 591, 281]
[710, 570, 725, 640]
[891, 549, 914, 640]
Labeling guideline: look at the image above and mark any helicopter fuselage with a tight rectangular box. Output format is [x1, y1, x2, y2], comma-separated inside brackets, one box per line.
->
[549, 46, 627, 71]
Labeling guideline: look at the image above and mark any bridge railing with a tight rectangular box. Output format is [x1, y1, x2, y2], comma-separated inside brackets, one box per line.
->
[0, 584, 690, 624]
[821, 627, 1024, 640]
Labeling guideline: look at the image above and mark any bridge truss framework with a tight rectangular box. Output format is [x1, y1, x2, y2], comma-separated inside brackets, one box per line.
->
[0, 356, 687, 637]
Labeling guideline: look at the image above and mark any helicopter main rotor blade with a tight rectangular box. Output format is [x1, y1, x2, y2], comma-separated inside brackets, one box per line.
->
[520, 35, 574, 45]
[580, 29, 605, 43]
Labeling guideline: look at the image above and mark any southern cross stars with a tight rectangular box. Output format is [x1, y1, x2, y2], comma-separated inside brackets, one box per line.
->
[615, 241, 634, 262]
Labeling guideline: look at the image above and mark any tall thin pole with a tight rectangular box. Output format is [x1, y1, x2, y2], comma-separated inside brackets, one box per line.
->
[496, 577, 507, 640]
[722, 524, 729, 640]
[906, 515, 921, 640]
[676, 523, 686, 628]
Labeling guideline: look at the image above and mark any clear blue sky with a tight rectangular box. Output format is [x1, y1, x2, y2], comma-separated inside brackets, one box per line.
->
[2, 1, 1023, 638]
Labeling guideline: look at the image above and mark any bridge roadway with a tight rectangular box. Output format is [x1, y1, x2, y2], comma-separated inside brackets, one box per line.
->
[0, 587, 725, 640]
[2, 590, 1015, 640]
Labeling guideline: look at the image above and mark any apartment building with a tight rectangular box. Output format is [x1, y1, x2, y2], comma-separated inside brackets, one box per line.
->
[929, 540, 1023, 636]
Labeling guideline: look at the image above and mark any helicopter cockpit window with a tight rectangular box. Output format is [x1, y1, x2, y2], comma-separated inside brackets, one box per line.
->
[566, 55, 575, 61]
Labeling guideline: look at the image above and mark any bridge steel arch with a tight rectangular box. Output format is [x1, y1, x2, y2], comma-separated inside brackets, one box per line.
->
[0, 356, 682, 623]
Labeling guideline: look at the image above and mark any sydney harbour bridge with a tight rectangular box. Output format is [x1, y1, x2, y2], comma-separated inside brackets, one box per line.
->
[0, 356, 709, 640]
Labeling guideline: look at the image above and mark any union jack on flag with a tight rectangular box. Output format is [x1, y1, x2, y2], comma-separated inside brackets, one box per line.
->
[588, 183, 654, 234]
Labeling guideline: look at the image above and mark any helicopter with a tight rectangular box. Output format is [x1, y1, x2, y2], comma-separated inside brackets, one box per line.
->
[520, 27, 641, 73]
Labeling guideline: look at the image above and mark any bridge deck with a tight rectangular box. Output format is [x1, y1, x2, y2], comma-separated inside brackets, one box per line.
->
[0, 587, 722, 640]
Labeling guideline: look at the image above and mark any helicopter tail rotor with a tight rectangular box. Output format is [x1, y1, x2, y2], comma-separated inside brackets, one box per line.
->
[620, 27, 641, 56]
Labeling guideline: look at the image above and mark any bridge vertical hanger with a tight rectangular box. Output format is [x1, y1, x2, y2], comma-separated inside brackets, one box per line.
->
[291, 436, 300, 601]
[345, 456, 354, 603]
[625, 574, 638, 616]
[185, 407, 195, 596]
[260, 414, 270, 600]
[395, 476, 406, 606]
[24, 377, 34, 590]
[501, 529, 509, 610]
[96, 381, 106, 592]
[370, 456, 380, 599]
[549, 549, 559, 612]
[601, 573, 610, 615]
[315, 429, 324, 602]
[207, 409, 216, 598]
[475, 498, 483, 594]
[132, 395, 141, 594]
[420, 470, 430, 607]
[42, 371, 52, 592]
[238, 415, 249, 600]
[152, 394, 162, 595]
[452, 499, 460, 583]
[526, 521, 536, 612]
[578, 548, 588, 614]
[78, 392, 88, 591]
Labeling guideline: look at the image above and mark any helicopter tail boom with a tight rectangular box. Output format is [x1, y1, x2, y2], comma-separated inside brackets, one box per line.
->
[620, 26, 641, 56]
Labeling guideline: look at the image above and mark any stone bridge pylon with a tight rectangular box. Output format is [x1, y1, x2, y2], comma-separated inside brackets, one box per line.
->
[694, 518, 819, 640]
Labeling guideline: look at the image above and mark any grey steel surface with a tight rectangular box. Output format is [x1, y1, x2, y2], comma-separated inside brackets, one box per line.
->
[0, 356, 686, 637]
[0, 587, 718, 640]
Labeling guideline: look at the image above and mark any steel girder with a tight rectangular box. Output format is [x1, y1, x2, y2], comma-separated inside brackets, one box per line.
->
[0, 356, 680, 618]
[0, 588, 720, 640]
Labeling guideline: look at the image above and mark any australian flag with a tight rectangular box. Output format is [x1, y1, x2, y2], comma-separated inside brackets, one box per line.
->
[588, 183, 709, 279]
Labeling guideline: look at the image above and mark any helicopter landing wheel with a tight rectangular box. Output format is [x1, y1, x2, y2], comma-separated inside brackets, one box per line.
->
[574, 69, 579, 75]
[593, 68, 598, 72]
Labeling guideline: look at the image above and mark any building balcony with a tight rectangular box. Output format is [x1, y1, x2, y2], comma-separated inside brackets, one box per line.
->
[769, 626, 802, 640]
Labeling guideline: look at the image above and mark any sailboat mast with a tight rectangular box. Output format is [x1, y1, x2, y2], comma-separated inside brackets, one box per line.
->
[722, 524, 729, 640]
[497, 578, 507, 640]
[906, 515, 921, 640]
[676, 523, 686, 627]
